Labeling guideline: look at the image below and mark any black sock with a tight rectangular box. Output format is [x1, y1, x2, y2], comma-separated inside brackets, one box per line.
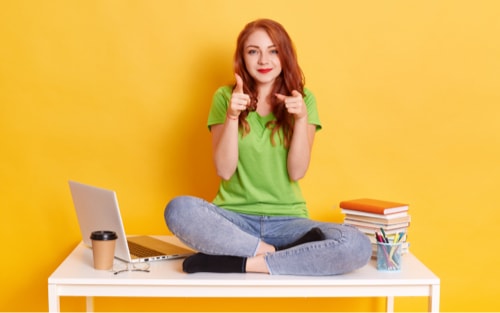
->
[276, 227, 326, 251]
[182, 253, 247, 274]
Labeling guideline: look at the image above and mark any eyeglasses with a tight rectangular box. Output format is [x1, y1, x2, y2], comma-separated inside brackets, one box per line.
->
[112, 261, 150, 275]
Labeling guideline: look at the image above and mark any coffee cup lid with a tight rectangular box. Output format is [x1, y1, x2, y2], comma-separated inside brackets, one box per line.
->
[90, 230, 118, 240]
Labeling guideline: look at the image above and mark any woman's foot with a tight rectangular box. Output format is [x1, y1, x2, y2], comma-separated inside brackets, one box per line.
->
[183, 253, 247, 273]
[277, 227, 325, 250]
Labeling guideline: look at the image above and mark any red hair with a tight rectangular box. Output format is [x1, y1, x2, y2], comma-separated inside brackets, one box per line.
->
[233, 19, 305, 147]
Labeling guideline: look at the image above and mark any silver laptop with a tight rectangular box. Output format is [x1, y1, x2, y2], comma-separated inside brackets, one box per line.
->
[69, 180, 194, 263]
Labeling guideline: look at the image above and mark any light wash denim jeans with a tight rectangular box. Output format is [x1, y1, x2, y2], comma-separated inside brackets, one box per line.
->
[165, 195, 372, 276]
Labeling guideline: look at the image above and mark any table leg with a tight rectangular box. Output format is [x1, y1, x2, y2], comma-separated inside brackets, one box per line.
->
[86, 296, 94, 312]
[429, 284, 440, 312]
[386, 296, 395, 312]
[48, 284, 60, 312]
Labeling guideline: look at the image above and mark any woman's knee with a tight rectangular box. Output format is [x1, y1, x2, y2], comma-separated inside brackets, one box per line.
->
[323, 224, 372, 274]
[346, 225, 372, 268]
[164, 195, 200, 231]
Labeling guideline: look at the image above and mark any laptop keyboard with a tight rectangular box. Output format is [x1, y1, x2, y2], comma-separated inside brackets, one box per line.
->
[127, 240, 164, 257]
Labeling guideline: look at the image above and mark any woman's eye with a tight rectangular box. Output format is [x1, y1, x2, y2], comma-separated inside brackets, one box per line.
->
[247, 49, 258, 55]
[270, 49, 279, 54]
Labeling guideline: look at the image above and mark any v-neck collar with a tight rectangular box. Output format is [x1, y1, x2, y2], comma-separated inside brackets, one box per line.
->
[247, 111, 275, 136]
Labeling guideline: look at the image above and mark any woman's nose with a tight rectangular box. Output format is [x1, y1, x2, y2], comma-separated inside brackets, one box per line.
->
[258, 53, 269, 64]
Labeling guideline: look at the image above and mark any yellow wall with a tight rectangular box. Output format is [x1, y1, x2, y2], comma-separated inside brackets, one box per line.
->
[1, 0, 499, 311]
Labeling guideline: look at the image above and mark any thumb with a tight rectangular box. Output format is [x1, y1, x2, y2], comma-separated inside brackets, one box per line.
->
[234, 74, 244, 93]
[291, 90, 302, 97]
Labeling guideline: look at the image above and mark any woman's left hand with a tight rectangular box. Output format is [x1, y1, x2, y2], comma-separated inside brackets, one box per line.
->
[275, 90, 307, 120]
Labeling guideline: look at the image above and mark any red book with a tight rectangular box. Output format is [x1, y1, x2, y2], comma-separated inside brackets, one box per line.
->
[339, 198, 409, 215]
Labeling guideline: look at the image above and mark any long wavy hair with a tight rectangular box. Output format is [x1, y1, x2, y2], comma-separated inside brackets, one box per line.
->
[233, 19, 305, 147]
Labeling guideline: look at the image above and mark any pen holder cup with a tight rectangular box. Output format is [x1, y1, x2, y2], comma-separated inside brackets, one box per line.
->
[376, 242, 402, 271]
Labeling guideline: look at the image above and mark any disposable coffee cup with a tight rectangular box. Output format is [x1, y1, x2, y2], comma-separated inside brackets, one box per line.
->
[90, 230, 118, 270]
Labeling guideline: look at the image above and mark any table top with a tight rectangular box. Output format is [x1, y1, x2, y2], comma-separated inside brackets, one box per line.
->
[49, 236, 440, 287]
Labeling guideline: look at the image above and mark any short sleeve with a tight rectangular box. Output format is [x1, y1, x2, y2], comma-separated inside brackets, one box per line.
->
[304, 88, 322, 131]
[207, 86, 232, 130]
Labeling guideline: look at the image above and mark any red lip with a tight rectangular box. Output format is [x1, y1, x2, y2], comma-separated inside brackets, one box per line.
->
[257, 68, 272, 73]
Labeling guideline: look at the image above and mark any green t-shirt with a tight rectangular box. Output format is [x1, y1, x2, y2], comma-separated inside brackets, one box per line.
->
[207, 86, 321, 217]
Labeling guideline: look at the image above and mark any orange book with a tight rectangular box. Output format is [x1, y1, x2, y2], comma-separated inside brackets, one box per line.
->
[339, 198, 409, 215]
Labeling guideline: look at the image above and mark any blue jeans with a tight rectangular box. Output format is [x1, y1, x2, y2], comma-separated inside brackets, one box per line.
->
[164, 196, 372, 276]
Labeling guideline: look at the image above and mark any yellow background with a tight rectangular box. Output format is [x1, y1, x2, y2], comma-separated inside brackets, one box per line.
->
[1, 0, 499, 311]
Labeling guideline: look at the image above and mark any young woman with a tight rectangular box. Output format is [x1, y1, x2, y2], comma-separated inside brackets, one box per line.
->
[164, 19, 371, 275]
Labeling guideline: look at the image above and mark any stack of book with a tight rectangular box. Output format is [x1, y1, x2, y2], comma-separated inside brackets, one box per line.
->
[339, 198, 411, 257]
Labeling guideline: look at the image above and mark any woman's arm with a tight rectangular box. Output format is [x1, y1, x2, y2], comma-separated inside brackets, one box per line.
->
[211, 74, 249, 180]
[276, 90, 316, 181]
[287, 118, 316, 181]
[211, 119, 239, 180]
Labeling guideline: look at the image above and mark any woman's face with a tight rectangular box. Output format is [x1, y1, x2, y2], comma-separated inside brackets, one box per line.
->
[243, 29, 282, 87]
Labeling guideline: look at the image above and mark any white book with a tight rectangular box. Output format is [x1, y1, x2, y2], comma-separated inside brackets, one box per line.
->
[341, 208, 409, 219]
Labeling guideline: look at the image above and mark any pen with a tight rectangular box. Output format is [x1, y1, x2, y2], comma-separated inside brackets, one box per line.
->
[379, 238, 394, 269]
[389, 241, 398, 262]
[380, 228, 389, 243]
[393, 234, 398, 244]
[398, 232, 405, 242]
[375, 232, 384, 243]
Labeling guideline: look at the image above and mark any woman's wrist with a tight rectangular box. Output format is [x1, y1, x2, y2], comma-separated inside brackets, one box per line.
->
[227, 113, 239, 121]
[294, 114, 308, 125]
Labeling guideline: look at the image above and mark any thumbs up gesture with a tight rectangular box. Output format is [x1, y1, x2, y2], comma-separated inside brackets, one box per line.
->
[228, 74, 251, 119]
[275, 90, 307, 120]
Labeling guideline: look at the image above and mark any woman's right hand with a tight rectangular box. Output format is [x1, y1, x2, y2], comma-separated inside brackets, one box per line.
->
[228, 74, 250, 119]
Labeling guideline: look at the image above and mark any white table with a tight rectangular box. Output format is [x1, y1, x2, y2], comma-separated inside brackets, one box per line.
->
[48, 236, 440, 312]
